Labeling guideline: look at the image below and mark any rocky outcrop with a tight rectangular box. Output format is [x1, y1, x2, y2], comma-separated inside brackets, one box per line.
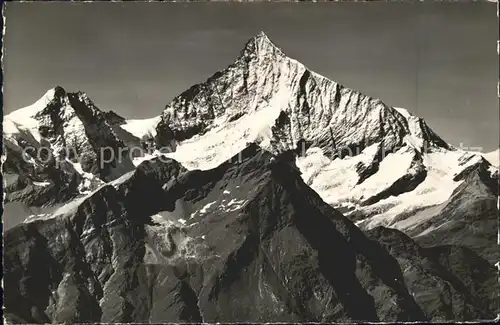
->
[103, 110, 126, 126]
[148, 32, 496, 249]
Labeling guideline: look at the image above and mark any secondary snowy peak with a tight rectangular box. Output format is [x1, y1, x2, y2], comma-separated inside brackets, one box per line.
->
[155, 32, 449, 161]
[3, 87, 135, 210]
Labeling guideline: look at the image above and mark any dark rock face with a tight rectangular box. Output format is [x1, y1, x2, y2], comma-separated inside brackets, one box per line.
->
[3, 145, 497, 323]
[366, 227, 498, 321]
[4, 219, 103, 324]
[178, 147, 425, 322]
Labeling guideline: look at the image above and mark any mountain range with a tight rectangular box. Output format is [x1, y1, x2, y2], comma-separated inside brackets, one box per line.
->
[2, 32, 498, 323]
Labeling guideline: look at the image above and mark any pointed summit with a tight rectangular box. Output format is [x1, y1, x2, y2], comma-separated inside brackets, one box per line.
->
[38, 86, 66, 105]
[240, 31, 284, 59]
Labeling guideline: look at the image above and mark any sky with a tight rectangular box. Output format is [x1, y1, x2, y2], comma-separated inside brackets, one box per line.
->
[3, 2, 498, 151]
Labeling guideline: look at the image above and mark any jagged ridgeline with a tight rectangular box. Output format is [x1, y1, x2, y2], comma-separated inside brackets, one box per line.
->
[2, 32, 498, 323]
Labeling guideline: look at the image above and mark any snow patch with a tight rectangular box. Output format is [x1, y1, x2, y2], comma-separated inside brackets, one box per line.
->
[23, 213, 54, 223]
[350, 147, 414, 203]
[120, 116, 161, 139]
[488, 164, 498, 177]
[393, 107, 412, 119]
[296, 146, 368, 205]
[81, 226, 96, 238]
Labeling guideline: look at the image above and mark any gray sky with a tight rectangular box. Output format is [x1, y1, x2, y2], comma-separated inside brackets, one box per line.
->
[3, 2, 498, 151]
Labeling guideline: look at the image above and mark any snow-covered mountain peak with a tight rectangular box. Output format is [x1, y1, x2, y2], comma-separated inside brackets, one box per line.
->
[5, 86, 68, 123]
[255, 30, 269, 40]
[250, 30, 272, 45]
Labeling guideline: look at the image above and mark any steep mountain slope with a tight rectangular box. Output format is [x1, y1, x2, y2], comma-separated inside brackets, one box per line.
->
[482, 148, 499, 167]
[120, 116, 161, 142]
[143, 32, 496, 261]
[4, 144, 497, 323]
[2, 32, 497, 323]
[2, 87, 137, 228]
[5, 34, 495, 246]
